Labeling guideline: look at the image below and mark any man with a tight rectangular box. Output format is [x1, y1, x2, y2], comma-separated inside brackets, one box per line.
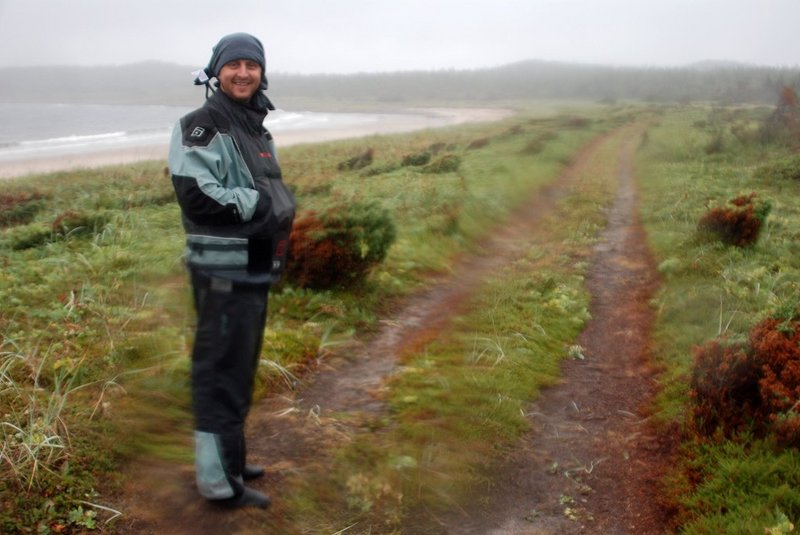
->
[168, 32, 295, 509]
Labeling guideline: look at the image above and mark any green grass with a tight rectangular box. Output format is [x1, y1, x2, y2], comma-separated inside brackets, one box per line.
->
[636, 105, 800, 532]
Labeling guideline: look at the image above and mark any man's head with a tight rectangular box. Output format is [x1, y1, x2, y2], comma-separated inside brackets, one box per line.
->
[207, 33, 268, 103]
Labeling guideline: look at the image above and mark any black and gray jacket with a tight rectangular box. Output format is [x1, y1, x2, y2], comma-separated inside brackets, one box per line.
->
[168, 90, 295, 283]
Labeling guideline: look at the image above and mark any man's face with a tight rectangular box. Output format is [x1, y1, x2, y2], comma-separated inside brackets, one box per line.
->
[218, 59, 262, 102]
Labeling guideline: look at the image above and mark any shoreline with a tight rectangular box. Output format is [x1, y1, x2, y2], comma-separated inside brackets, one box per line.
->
[0, 107, 512, 180]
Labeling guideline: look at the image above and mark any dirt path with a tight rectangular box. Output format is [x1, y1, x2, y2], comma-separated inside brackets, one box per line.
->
[433, 125, 669, 534]
[115, 123, 669, 534]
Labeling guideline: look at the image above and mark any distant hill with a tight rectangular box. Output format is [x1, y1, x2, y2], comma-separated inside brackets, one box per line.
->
[1, 59, 798, 107]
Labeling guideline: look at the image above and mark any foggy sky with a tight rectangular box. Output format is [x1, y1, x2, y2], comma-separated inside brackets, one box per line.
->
[0, 0, 797, 74]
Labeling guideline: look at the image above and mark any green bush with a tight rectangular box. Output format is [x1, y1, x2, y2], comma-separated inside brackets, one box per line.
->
[52, 209, 112, 237]
[7, 223, 54, 250]
[286, 201, 396, 289]
[401, 151, 432, 166]
[337, 148, 374, 171]
[422, 154, 462, 174]
[6, 209, 113, 250]
[0, 192, 48, 228]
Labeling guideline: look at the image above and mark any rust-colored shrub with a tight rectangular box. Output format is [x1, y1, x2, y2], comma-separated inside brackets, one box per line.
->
[285, 202, 396, 289]
[697, 192, 771, 247]
[689, 316, 800, 446]
[750, 318, 800, 446]
[689, 338, 762, 438]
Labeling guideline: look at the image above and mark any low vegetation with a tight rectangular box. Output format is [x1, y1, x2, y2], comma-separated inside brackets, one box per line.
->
[637, 95, 800, 533]
[3, 89, 800, 533]
[0, 104, 619, 533]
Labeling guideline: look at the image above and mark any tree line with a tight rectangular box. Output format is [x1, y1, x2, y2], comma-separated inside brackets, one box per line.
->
[1, 59, 798, 107]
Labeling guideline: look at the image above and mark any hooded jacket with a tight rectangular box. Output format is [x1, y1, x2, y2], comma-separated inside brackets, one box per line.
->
[168, 89, 295, 283]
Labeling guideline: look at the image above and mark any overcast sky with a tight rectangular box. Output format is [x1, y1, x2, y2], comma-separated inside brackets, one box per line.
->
[0, 0, 797, 74]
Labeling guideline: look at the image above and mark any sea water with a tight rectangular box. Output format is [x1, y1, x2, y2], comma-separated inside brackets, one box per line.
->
[0, 102, 387, 163]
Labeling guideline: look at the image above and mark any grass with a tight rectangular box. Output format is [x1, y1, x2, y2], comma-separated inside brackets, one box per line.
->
[0, 102, 630, 532]
[6, 100, 798, 533]
[636, 105, 800, 532]
[269, 121, 638, 532]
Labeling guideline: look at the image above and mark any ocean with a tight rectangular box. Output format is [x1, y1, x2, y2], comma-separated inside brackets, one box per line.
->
[0, 102, 391, 164]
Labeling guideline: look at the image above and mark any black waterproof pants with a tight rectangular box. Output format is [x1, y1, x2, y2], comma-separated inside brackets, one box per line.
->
[189, 270, 269, 500]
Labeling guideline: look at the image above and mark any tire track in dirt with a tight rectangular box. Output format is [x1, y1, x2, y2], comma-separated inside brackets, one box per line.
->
[115, 123, 669, 534]
[436, 123, 668, 534]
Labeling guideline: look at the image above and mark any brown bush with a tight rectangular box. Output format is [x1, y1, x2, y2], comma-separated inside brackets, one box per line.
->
[697, 192, 771, 247]
[750, 318, 800, 446]
[689, 316, 800, 446]
[689, 338, 762, 438]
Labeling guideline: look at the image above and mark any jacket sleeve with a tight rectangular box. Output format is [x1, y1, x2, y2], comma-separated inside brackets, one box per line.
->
[168, 121, 260, 226]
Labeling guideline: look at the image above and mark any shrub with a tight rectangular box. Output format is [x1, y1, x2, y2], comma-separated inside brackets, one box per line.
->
[466, 138, 489, 150]
[729, 122, 761, 146]
[52, 210, 111, 237]
[704, 130, 725, 155]
[0, 192, 48, 228]
[689, 337, 762, 438]
[427, 142, 447, 154]
[337, 148, 374, 171]
[760, 86, 800, 146]
[401, 151, 431, 166]
[521, 139, 546, 156]
[286, 201, 396, 289]
[689, 316, 800, 446]
[361, 163, 401, 177]
[697, 193, 771, 247]
[754, 156, 800, 182]
[6, 210, 112, 250]
[750, 318, 800, 446]
[561, 116, 591, 128]
[422, 154, 461, 174]
[7, 223, 54, 250]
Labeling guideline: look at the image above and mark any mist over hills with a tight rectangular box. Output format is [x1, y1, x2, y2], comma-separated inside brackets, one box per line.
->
[1, 59, 798, 108]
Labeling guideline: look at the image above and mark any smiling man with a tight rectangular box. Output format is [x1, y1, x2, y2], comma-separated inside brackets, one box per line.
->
[167, 33, 296, 510]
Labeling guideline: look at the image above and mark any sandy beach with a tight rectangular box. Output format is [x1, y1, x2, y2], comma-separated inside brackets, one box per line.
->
[0, 107, 512, 180]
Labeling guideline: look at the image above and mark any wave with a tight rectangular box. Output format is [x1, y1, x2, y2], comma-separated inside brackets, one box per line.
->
[19, 131, 128, 147]
[0, 128, 172, 161]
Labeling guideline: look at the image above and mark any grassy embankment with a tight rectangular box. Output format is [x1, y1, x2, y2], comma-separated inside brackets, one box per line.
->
[0, 102, 635, 532]
[637, 106, 800, 533]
